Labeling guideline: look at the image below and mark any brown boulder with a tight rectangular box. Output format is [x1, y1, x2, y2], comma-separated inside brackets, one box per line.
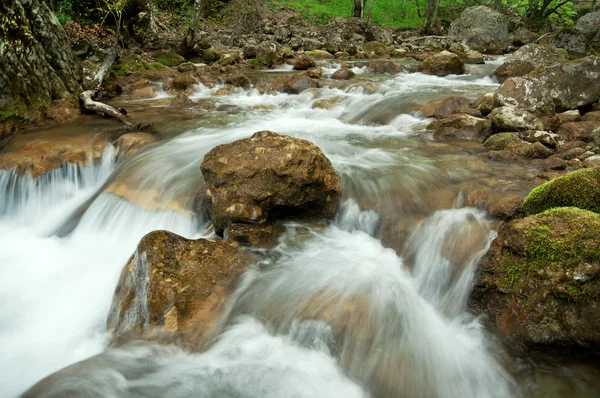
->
[420, 51, 465, 77]
[557, 121, 599, 142]
[169, 92, 193, 108]
[492, 44, 565, 83]
[200, 131, 342, 235]
[225, 73, 251, 89]
[367, 60, 405, 74]
[107, 230, 253, 350]
[293, 55, 316, 70]
[269, 74, 319, 94]
[113, 133, 158, 159]
[418, 96, 477, 119]
[428, 114, 492, 141]
[332, 68, 356, 80]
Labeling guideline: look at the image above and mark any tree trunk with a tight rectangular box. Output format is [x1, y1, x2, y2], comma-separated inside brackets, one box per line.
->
[0, 0, 82, 146]
[423, 0, 440, 35]
[366, 0, 375, 26]
[415, 0, 422, 18]
[402, 0, 407, 19]
[353, 0, 364, 18]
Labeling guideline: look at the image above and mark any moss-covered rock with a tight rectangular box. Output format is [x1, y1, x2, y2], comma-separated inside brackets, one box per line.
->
[154, 50, 185, 67]
[362, 41, 389, 56]
[471, 207, 600, 356]
[202, 48, 224, 63]
[521, 168, 600, 215]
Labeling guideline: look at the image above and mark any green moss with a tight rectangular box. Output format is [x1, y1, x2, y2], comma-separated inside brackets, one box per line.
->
[521, 168, 600, 215]
[154, 50, 185, 67]
[483, 132, 523, 150]
[248, 57, 264, 66]
[202, 48, 224, 63]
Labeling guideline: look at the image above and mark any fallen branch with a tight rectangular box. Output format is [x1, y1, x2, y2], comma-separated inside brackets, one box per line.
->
[93, 47, 120, 91]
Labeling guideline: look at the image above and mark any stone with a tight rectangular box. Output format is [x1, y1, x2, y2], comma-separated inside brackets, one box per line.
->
[129, 10, 162, 50]
[492, 44, 565, 83]
[269, 74, 319, 94]
[113, 133, 157, 158]
[448, 6, 509, 54]
[473, 93, 495, 116]
[557, 110, 582, 123]
[511, 27, 539, 46]
[306, 50, 335, 60]
[130, 86, 156, 100]
[584, 155, 600, 168]
[575, 11, 600, 49]
[167, 74, 197, 91]
[362, 41, 389, 56]
[489, 194, 524, 219]
[293, 55, 316, 70]
[429, 114, 492, 141]
[200, 131, 342, 235]
[472, 208, 600, 356]
[225, 73, 251, 89]
[484, 132, 526, 150]
[154, 50, 185, 67]
[169, 92, 193, 108]
[305, 68, 323, 79]
[557, 121, 599, 142]
[488, 106, 543, 132]
[107, 230, 253, 349]
[202, 48, 224, 63]
[420, 51, 465, 77]
[544, 157, 568, 170]
[418, 96, 475, 119]
[332, 68, 356, 80]
[520, 130, 559, 148]
[542, 29, 589, 59]
[494, 56, 600, 115]
[367, 60, 405, 74]
[520, 168, 600, 215]
[583, 111, 600, 122]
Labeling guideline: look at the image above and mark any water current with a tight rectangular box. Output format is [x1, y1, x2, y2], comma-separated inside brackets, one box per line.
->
[1, 58, 599, 397]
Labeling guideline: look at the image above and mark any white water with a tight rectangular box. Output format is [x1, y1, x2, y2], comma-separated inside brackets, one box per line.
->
[0, 63, 520, 397]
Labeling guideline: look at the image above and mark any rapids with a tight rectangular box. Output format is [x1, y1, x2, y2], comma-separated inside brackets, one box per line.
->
[1, 58, 599, 397]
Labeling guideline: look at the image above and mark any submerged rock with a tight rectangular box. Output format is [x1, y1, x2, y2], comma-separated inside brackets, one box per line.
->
[367, 60, 405, 74]
[520, 168, 600, 215]
[420, 51, 465, 77]
[293, 55, 316, 70]
[107, 230, 253, 350]
[429, 114, 491, 141]
[200, 131, 342, 236]
[472, 207, 600, 356]
[332, 68, 356, 80]
[448, 6, 509, 54]
[113, 133, 158, 159]
[269, 74, 319, 94]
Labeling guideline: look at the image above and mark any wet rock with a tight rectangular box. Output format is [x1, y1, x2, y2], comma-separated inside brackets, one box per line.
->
[557, 110, 582, 123]
[489, 193, 524, 219]
[527, 141, 555, 159]
[305, 50, 335, 60]
[418, 96, 476, 119]
[557, 121, 599, 142]
[494, 56, 600, 115]
[107, 230, 253, 349]
[202, 48, 225, 63]
[269, 74, 319, 94]
[334, 51, 350, 59]
[305, 68, 323, 79]
[130, 86, 156, 100]
[472, 207, 600, 356]
[520, 168, 600, 215]
[166, 74, 197, 92]
[488, 107, 543, 132]
[113, 133, 157, 158]
[213, 85, 236, 96]
[484, 132, 526, 150]
[520, 130, 559, 148]
[420, 51, 465, 77]
[225, 73, 251, 89]
[224, 224, 279, 247]
[313, 97, 344, 110]
[429, 114, 492, 141]
[169, 92, 193, 108]
[200, 131, 342, 235]
[362, 41, 389, 56]
[583, 111, 600, 122]
[332, 68, 356, 80]
[544, 157, 568, 170]
[448, 6, 509, 54]
[474, 93, 495, 116]
[177, 62, 196, 73]
[487, 150, 518, 161]
[560, 147, 587, 161]
[293, 55, 316, 70]
[367, 60, 405, 74]
[492, 44, 565, 83]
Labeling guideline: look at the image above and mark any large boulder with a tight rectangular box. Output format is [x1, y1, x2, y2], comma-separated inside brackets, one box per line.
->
[269, 74, 319, 94]
[520, 168, 600, 215]
[107, 230, 253, 350]
[332, 68, 356, 80]
[488, 106, 543, 132]
[448, 6, 509, 54]
[575, 12, 600, 49]
[419, 51, 465, 77]
[416, 96, 477, 119]
[492, 44, 565, 83]
[494, 56, 600, 115]
[471, 207, 600, 356]
[428, 114, 492, 141]
[541, 29, 589, 59]
[200, 131, 342, 235]
[367, 60, 405, 74]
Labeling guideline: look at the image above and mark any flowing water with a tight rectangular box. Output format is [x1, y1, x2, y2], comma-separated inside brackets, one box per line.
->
[1, 59, 599, 397]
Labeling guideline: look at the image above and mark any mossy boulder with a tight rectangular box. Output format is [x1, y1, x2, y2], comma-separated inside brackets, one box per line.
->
[362, 41, 389, 57]
[154, 50, 185, 67]
[428, 114, 491, 141]
[202, 48, 224, 63]
[200, 131, 342, 237]
[521, 168, 600, 215]
[471, 207, 600, 356]
[420, 51, 465, 77]
[107, 230, 253, 350]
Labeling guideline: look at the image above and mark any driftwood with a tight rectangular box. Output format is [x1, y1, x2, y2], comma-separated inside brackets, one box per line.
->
[80, 47, 149, 129]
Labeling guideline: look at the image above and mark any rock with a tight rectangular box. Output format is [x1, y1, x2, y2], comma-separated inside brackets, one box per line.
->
[461, 49, 485, 64]
[113, 133, 157, 158]
[129, 10, 162, 50]
[484, 132, 526, 150]
[560, 147, 587, 161]
[492, 44, 565, 83]
[200, 131, 342, 235]
[594, 126, 600, 146]
[542, 29, 589, 59]
[335, 51, 350, 59]
[332, 68, 356, 80]
[511, 27, 538, 46]
[521, 168, 600, 214]
[488, 106, 543, 132]
[225, 73, 251, 89]
[583, 111, 600, 121]
[313, 97, 344, 110]
[489, 194, 524, 219]
[584, 155, 600, 168]
[224, 224, 278, 247]
[107, 231, 253, 349]
[305, 68, 323, 79]
[544, 157, 568, 170]
[167, 74, 197, 91]
[487, 150, 518, 161]
[367, 60, 405, 74]
[575, 11, 600, 49]
[472, 207, 600, 356]
[429, 114, 492, 141]
[528, 141, 555, 159]
[557, 121, 599, 142]
[305, 50, 335, 60]
[474, 93, 495, 116]
[362, 41, 389, 56]
[418, 96, 475, 119]
[169, 92, 193, 108]
[420, 51, 465, 77]
[154, 50, 185, 67]
[293, 55, 316, 70]
[448, 6, 509, 54]
[130, 86, 156, 100]
[269, 74, 319, 94]
[256, 41, 283, 66]
[494, 56, 600, 115]
[557, 110, 582, 124]
[520, 130, 559, 148]
[177, 62, 196, 73]
[202, 48, 224, 63]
